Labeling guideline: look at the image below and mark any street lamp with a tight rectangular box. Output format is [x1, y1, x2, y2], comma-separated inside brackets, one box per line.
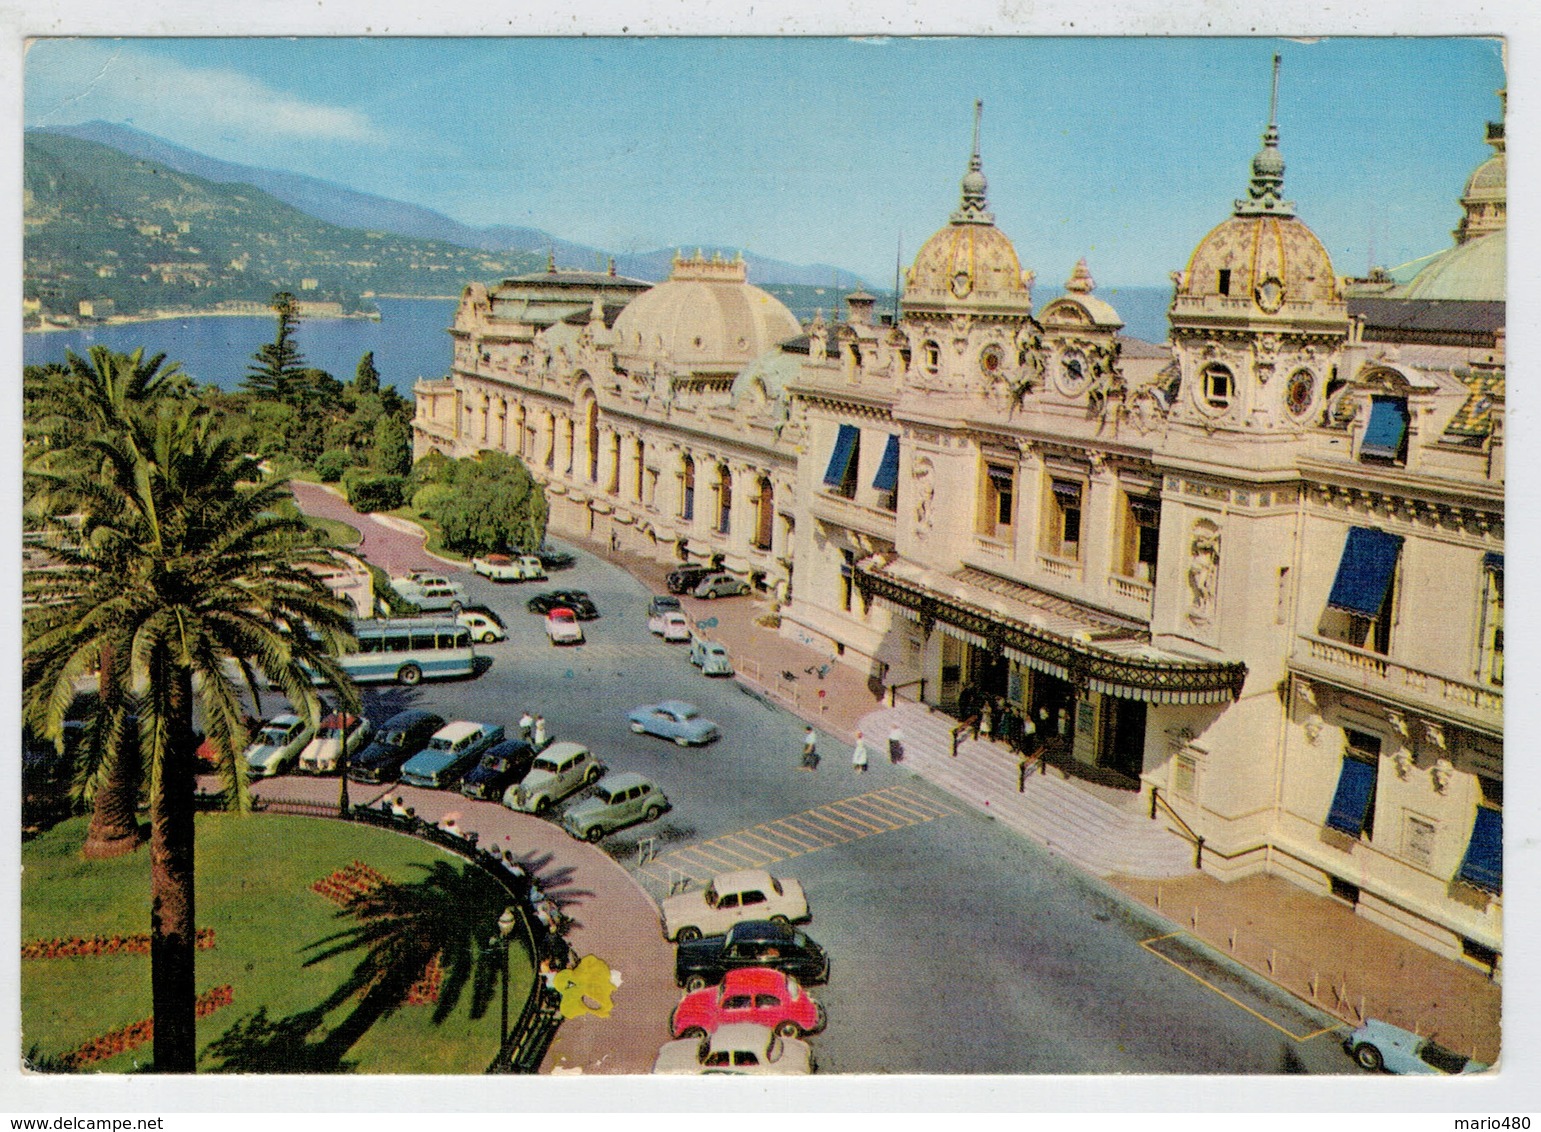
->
[337, 711, 354, 817]
[492, 906, 517, 1052]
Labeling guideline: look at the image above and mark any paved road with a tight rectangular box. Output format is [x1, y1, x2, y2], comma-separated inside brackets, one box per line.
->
[276, 490, 1355, 1074]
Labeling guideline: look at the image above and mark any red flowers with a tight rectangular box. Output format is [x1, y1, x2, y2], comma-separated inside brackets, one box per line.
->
[22, 928, 215, 961]
[404, 954, 444, 1007]
[310, 860, 387, 906]
[61, 984, 234, 1068]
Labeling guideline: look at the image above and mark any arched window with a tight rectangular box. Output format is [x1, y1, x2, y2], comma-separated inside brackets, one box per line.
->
[923, 340, 941, 374]
[755, 476, 774, 550]
[717, 465, 733, 534]
[681, 455, 695, 522]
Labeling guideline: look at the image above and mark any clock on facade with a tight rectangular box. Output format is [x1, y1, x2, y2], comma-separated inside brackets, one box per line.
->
[1056, 352, 1091, 396]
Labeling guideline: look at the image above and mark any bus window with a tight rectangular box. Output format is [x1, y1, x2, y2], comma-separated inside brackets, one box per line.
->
[359, 635, 383, 654]
[386, 634, 411, 653]
[410, 630, 437, 651]
[437, 630, 458, 649]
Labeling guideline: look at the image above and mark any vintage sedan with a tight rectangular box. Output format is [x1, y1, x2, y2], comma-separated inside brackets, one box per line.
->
[504, 741, 605, 815]
[525, 590, 599, 619]
[472, 553, 521, 581]
[653, 1023, 814, 1076]
[458, 610, 506, 643]
[561, 772, 670, 842]
[627, 701, 720, 747]
[656, 612, 692, 643]
[348, 710, 445, 784]
[647, 594, 683, 628]
[545, 608, 585, 646]
[665, 564, 715, 595]
[244, 714, 315, 779]
[400, 720, 505, 789]
[459, 738, 537, 801]
[662, 869, 809, 942]
[696, 641, 733, 676]
[1345, 1019, 1489, 1075]
[674, 920, 829, 991]
[297, 712, 374, 775]
[694, 572, 750, 599]
[670, 967, 825, 1040]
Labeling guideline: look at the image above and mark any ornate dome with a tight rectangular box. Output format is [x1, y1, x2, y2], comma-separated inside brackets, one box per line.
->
[904, 100, 1034, 315]
[1398, 229, 1505, 302]
[611, 251, 802, 373]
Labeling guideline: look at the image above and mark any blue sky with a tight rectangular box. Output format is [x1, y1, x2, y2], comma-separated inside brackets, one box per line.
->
[24, 36, 1505, 287]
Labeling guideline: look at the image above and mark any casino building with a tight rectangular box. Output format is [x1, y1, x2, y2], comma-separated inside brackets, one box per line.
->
[415, 83, 1504, 970]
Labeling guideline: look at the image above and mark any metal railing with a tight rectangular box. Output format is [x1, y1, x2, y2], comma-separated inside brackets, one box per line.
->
[886, 678, 926, 707]
[1149, 786, 1205, 869]
[949, 714, 981, 758]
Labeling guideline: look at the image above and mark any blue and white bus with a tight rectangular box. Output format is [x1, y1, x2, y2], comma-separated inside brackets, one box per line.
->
[336, 619, 477, 686]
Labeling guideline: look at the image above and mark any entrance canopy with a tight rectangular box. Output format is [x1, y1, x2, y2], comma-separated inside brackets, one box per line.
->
[857, 558, 1246, 705]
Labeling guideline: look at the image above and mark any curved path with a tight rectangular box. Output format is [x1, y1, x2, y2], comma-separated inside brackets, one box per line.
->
[289, 480, 461, 577]
[246, 775, 677, 1075]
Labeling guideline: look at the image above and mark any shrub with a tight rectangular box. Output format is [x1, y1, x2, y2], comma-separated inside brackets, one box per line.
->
[315, 448, 356, 483]
[410, 482, 456, 521]
[341, 470, 405, 513]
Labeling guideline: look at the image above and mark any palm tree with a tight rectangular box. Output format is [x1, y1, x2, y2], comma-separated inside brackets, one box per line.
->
[24, 346, 191, 858]
[24, 404, 361, 1072]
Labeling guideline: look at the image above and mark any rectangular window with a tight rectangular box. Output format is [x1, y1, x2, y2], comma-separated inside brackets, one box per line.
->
[1217, 268, 1231, 296]
[1323, 527, 1403, 655]
[1402, 812, 1438, 869]
[1480, 552, 1503, 687]
[822, 424, 861, 498]
[872, 435, 900, 511]
[839, 549, 856, 612]
[1360, 396, 1410, 464]
[1045, 478, 1083, 560]
[980, 463, 1016, 539]
[1325, 730, 1380, 839]
[1457, 802, 1502, 894]
[1123, 495, 1161, 581]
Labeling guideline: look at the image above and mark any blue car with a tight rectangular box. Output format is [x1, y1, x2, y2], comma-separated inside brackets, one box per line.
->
[350, 710, 445, 784]
[401, 720, 505, 789]
[627, 701, 721, 747]
[460, 738, 537, 801]
[1345, 1019, 1489, 1075]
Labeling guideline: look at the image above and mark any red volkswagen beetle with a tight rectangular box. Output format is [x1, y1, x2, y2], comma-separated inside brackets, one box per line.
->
[669, 966, 825, 1040]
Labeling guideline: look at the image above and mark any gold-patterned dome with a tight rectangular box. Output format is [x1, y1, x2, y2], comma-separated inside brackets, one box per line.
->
[903, 100, 1034, 314]
[1179, 213, 1341, 310]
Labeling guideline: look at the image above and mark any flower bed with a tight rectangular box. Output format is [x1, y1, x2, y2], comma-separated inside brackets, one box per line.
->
[62, 985, 234, 1068]
[310, 860, 387, 906]
[404, 955, 444, 1007]
[22, 928, 215, 961]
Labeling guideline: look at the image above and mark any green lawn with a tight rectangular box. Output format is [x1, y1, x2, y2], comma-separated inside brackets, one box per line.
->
[22, 814, 536, 1074]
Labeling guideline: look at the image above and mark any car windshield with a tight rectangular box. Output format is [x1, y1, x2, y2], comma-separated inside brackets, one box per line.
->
[258, 728, 288, 746]
[792, 931, 809, 948]
[677, 706, 698, 720]
[703, 884, 718, 906]
[428, 737, 454, 751]
[483, 757, 507, 772]
[600, 788, 622, 803]
[770, 877, 784, 896]
[381, 731, 407, 747]
[531, 758, 559, 773]
[319, 726, 342, 740]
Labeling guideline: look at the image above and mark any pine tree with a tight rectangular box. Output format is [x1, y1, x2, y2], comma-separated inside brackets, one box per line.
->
[243, 292, 305, 402]
[352, 351, 381, 397]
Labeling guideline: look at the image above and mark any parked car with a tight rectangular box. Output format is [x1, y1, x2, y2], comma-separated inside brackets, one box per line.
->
[297, 712, 374, 775]
[674, 920, 829, 991]
[197, 714, 256, 769]
[627, 701, 721, 747]
[526, 590, 599, 619]
[460, 738, 537, 801]
[349, 709, 445, 784]
[696, 641, 733, 676]
[243, 714, 315, 779]
[670, 967, 826, 1040]
[648, 594, 683, 620]
[472, 554, 547, 582]
[665, 564, 716, 595]
[545, 608, 585, 645]
[536, 545, 576, 571]
[652, 1022, 814, 1076]
[657, 612, 691, 642]
[1344, 1019, 1489, 1075]
[458, 610, 506, 643]
[694, 572, 750, 599]
[504, 740, 605, 814]
[662, 869, 809, 942]
[562, 772, 671, 842]
[392, 575, 467, 613]
[400, 720, 506, 789]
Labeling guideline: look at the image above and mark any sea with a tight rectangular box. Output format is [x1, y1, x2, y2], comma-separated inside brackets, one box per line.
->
[23, 287, 1175, 399]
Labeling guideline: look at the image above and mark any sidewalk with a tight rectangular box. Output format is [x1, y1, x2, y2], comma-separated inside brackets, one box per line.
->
[562, 527, 1503, 1067]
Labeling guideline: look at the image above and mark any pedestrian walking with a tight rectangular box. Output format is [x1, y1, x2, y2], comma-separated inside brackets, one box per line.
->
[519, 711, 534, 741]
[887, 724, 904, 763]
[851, 731, 869, 773]
[534, 715, 547, 748]
[799, 726, 819, 771]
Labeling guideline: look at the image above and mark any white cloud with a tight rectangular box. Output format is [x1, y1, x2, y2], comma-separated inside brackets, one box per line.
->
[25, 40, 382, 146]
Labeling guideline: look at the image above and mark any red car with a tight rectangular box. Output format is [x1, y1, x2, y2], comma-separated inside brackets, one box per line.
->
[669, 966, 825, 1040]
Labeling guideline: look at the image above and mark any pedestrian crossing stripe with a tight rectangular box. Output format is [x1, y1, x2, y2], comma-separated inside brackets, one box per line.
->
[637, 784, 959, 888]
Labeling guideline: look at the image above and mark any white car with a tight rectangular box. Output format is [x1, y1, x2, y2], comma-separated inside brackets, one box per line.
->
[458, 610, 506, 642]
[661, 869, 810, 942]
[243, 714, 315, 779]
[545, 607, 585, 645]
[391, 575, 466, 612]
[655, 611, 691, 642]
[297, 712, 374, 774]
[653, 1023, 814, 1075]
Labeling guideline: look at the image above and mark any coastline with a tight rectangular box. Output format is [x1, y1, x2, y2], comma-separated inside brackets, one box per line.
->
[25, 308, 387, 335]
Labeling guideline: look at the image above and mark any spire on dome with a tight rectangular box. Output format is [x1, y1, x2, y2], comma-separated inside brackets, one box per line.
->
[1065, 258, 1096, 294]
[952, 99, 995, 225]
[1235, 54, 1296, 217]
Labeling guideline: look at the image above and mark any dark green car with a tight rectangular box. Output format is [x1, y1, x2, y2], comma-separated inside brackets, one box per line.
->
[560, 772, 670, 841]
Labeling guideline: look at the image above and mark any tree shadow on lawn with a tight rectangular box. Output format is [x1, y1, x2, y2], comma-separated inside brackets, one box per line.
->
[201, 860, 515, 1073]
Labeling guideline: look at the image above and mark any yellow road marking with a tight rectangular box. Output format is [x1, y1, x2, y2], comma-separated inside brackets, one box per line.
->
[1139, 932, 1341, 1043]
[821, 800, 895, 833]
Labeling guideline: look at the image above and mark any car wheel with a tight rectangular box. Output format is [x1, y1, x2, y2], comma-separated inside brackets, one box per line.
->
[676, 926, 701, 943]
[644, 805, 662, 821]
[534, 797, 550, 816]
[1353, 1044, 1384, 1072]
[684, 975, 708, 993]
[398, 663, 422, 687]
[770, 914, 790, 927]
[482, 632, 498, 644]
[585, 766, 601, 785]
[681, 1026, 707, 1041]
[813, 1003, 827, 1033]
[776, 1020, 802, 1039]
[630, 722, 646, 734]
[585, 825, 605, 843]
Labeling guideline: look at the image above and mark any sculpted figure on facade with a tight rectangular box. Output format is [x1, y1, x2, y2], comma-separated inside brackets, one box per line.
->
[1186, 520, 1221, 625]
[912, 455, 936, 539]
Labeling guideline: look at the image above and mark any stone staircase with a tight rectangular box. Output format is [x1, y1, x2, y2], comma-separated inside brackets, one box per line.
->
[859, 701, 1201, 879]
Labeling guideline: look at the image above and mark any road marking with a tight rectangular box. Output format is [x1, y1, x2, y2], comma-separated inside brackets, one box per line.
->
[1140, 931, 1343, 1043]
[638, 784, 961, 889]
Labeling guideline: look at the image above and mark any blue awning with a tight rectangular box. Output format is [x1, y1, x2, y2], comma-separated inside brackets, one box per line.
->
[823, 424, 860, 488]
[1361, 396, 1410, 459]
[872, 435, 901, 492]
[1457, 806, 1502, 893]
[1325, 757, 1377, 836]
[1327, 527, 1404, 617]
